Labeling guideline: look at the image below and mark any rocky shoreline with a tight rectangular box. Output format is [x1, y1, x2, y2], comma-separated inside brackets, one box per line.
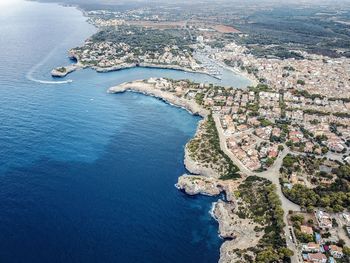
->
[51, 60, 218, 79]
[184, 121, 221, 179]
[108, 79, 261, 263]
[108, 80, 209, 117]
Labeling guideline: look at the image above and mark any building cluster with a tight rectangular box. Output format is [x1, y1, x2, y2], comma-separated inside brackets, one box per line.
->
[70, 41, 131, 68]
[212, 89, 283, 171]
[139, 46, 201, 70]
[210, 88, 348, 172]
[189, 84, 285, 171]
[293, 211, 350, 263]
[216, 42, 350, 99]
[284, 91, 350, 125]
[140, 78, 285, 172]
[143, 75, 348, 173]
[195, 42, 350, 164]
[70, 40, 201, 71]
[86, 8, 159, 22]
[281, 154, 344, 189]
[90, 18, 125, 27]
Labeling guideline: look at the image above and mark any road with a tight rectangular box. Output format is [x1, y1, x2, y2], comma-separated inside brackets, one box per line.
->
[213, 115, 301, 262]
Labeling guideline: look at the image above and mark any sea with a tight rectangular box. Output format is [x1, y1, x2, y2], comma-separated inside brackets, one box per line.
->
[0, 1, 251, 262]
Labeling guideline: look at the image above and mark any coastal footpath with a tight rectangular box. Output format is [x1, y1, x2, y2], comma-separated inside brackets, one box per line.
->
[108, 78, 295, 263]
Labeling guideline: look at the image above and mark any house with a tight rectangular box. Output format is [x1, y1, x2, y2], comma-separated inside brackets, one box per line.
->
[290, 174, 299, 185]
[329, 245, 343, 259]
[315, 211, 332, 229]
[342, 212, 350, 225]
[302, 242, 320, 253]
[272, 127, 281, 137]
[305, 141, 314, 153]
[289, 130, 304, 142]
[268, 146, 279, 158]
[306, 253, 327, 263]
[327, 141, 345, 153]
[301, 225, 314, 235]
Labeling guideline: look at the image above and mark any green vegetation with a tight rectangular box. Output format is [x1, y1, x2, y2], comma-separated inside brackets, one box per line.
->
[265, 157, 276, 167]
[290, 215, 314, 243]
[194, 93, 205, 105]
[294, 90, 324, 100]
[91, 25, 193, 53]
[246, 103, 259, 114]
[259, 118, 273, 127]
[187, 114, 240, 180]
[56, 67, 67, 73]
[248, 84, 273, 93]
[343, 246, 350, 258]
[229, 5, 350, 58]
[235, 176, 293, 262]
[283, 66, 295, 71]
[281, 154, 350, 212]
[297, 79, 305, 86]
[334, 112, 350, 118]
[303, 109, 330, 116]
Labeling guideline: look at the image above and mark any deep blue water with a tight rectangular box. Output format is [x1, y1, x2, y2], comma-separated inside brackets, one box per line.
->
[0, 1, 249, 262]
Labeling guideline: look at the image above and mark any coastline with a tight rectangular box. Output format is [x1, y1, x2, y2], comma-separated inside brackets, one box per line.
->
[108, 80, 209, 117]
[52, 61, 223, 80]
[47, 3, 292, 261]
[217, 60, 259, 87]
[108, 79, 262, 263]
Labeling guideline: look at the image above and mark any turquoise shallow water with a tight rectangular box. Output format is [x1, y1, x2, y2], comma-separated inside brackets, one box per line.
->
[0, 1, 249, 262]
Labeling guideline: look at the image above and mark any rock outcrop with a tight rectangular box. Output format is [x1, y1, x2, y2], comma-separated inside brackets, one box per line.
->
[214, 200, 263, 263]
[184, 135, 221, 178]
[176, 175, 223, 196]
[51, 64, 79, 77]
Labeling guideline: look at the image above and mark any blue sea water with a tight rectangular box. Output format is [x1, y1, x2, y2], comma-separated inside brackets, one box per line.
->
[0, 1, 250, 262]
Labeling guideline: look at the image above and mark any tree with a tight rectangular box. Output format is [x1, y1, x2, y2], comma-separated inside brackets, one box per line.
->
[266, 158, 275, 167]
[278, 247, 294, 258]
[291, 214, 304, 224]
[283, 154, 298, 168]
[297, 79, 305, 85]
[337, 239, 345, 247]
[343, 246, 350, 256]
[256, 247, 280, 263]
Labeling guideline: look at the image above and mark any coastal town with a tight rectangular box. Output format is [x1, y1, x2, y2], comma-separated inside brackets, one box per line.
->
[108, 75, 350, 262]
[3, 0, 350, 262]
[51, 8, 350, 263]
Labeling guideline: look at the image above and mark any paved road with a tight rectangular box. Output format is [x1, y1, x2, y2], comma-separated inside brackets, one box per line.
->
[214, 116, 301, 262]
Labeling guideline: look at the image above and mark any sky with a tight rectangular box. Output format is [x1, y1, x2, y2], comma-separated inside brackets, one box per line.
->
[31, 0, 350, 3]
[17, 0, 350, 10]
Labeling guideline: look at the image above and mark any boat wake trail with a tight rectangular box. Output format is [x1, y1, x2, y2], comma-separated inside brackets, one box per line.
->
[27, 78, 73, 84]
[26, 46, 73, 85]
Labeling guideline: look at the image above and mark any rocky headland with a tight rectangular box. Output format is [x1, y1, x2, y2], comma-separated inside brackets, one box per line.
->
[108, 80, 209, 117]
